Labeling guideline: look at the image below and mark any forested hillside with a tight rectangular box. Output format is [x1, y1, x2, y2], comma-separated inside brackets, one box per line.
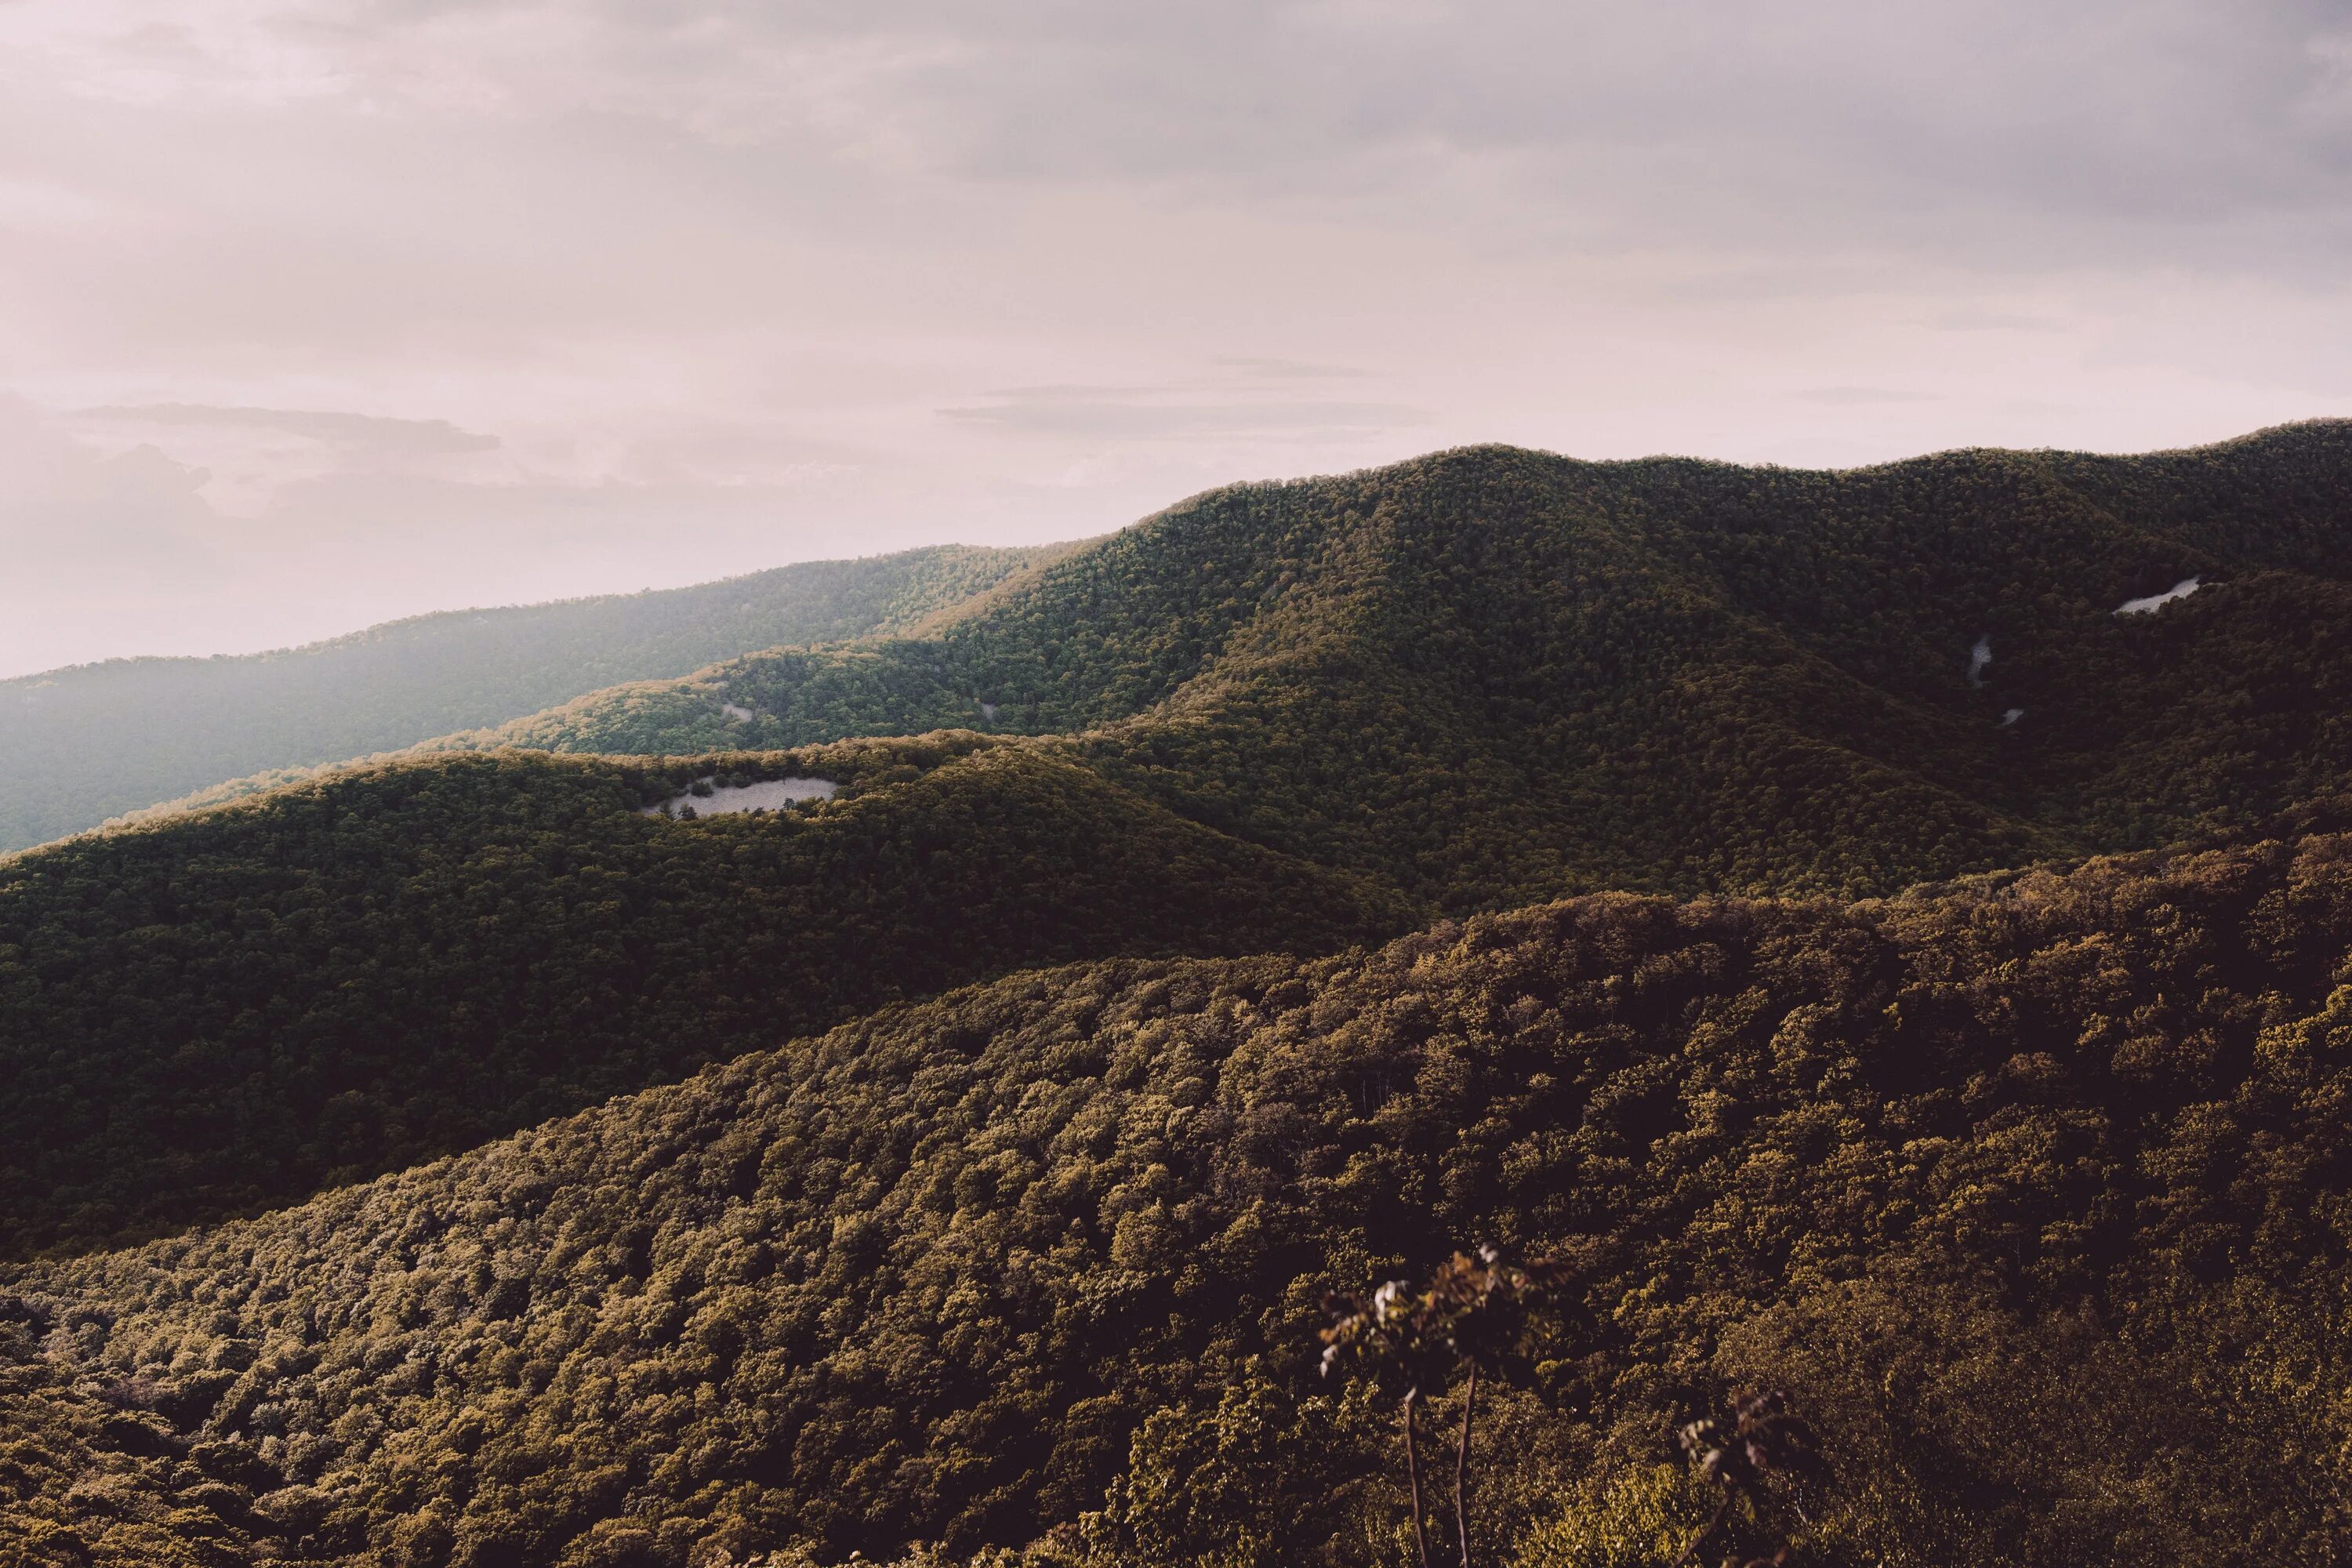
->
[11, 827, 2352, 1566]
[0, 742, 1399, 1258]
[11, 426, 2352, 1263]
[8, 425, 2352, 1567]
[0, 545, 1055, 854]
[369, 423, 2352, 909]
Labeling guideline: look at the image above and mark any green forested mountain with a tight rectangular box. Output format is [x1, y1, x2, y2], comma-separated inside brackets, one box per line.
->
[0, 742, 1399, 1258]
[363, 422, 2352, 909]
[10, 828, 2352, 1566]
[0, 545, 1057, 854]
[9, 427, 2352, 1265]
[7, 425, 2352, 1567]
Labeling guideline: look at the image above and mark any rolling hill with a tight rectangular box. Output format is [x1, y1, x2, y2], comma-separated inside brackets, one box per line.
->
[9, 826, 2351, 1566]
[288, 423, 2352, 909]
[10, 425, 2352, 1261]
[0, 740, 1400, 1258]
[0, 545, 1059, 855]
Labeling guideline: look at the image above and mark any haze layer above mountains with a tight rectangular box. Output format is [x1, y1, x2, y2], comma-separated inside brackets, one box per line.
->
[5, 424, 2352, 1566]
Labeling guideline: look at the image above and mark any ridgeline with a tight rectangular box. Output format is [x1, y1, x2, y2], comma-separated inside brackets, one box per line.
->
[402, 424, 2352, 907]
[0, 545, 1058, 855]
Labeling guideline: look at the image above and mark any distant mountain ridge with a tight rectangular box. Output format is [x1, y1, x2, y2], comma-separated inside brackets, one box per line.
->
[358, 422, 2352, 907]
[0, 543, 1062, 854]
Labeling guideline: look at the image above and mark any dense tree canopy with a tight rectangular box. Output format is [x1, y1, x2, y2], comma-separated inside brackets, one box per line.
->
[0, 740, 1398, 1258]
[381, 424, 2352, 909]
[11, 829, 2352, 1565]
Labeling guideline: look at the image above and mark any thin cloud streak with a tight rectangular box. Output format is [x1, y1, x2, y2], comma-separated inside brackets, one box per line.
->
[76, 405, 502, 453]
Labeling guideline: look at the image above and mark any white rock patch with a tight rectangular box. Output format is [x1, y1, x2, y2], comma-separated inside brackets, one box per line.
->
[1967, 636, 1992, 688]
[720, 703, 756, 721]
[1999, 707, 2025, 728]
[644, 778, 837, 818]
[2117, 576, 2203, 615]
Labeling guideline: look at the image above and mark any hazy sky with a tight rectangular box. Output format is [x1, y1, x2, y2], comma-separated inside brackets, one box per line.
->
[6, 1, 2351, 677]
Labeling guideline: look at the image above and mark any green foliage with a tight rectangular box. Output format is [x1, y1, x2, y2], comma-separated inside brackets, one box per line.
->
[1084, 1369, 1388, 1568]
[1509, 1468, 1712, 1568]
[0, 545, 1055, 853]
[1321, 1251, 1571, 1568]
[10, 833, 2352, 1564]
[422, 424, 2352, 910]
[0, 739, 1400, 1258]
[1670, 1392, 1828, 1566]
[18, 425, 2352, 1261]
[1322, 1249, 1565, 1397]
[0, 1305, 265, 1567]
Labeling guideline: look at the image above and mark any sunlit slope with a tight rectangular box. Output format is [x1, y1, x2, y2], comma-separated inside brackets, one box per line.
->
[13, 829, 2352, 1565]
[0, 739, 1401, 1258]
[410, 423, 2352, 907]
[0, 544, 1057, 854]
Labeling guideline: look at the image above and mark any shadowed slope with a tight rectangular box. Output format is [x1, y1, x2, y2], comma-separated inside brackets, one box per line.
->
[0, 739, 1401, 1258]
[12, 829, 2352, 1564]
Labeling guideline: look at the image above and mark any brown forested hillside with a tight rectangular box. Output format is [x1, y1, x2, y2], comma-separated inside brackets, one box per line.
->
[9, 427, 2352, 1568]
[0, 740, 1399, 1259]
[10, 826, 2352, 1566]
[13, 426, 2352, 1269]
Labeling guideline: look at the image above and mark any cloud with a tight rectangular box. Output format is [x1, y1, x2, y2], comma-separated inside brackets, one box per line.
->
[1926, 308, 2066, 333]
[1213, 357, 1377, 381]
[941, 383, 1431, 439]
[0, 398, 224, 598]
[18, 1, 2352, 275]
[75, 403, 500, 453]
[1794, 387, 1944, 406]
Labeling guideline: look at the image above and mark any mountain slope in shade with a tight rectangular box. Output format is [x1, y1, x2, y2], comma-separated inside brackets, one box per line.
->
[0, 740, 1401, 1258]
[9, 827, 2351, 1565]
[345, 423, 2352, 909]
[0, 544, 1061, 855]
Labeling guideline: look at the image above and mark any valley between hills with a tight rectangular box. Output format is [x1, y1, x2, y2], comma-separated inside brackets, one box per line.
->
[6, 424, 2352, 1566]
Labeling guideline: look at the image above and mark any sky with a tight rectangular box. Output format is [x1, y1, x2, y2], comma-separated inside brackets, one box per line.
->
[4, 1, 2351, 678]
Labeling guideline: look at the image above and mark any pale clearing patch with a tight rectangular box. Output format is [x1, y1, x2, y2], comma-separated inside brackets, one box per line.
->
[2117, 576, 2203, 615]
[644, 778, 837, 818]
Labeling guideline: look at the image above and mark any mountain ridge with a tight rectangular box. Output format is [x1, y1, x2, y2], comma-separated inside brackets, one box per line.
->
[0, 739, 1402, 1258]
[8, 423, 2352, 1261]
[0, 543, 1065, 854]
[331, 423, 2352, 911]
[87, 421, 2352, 887]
